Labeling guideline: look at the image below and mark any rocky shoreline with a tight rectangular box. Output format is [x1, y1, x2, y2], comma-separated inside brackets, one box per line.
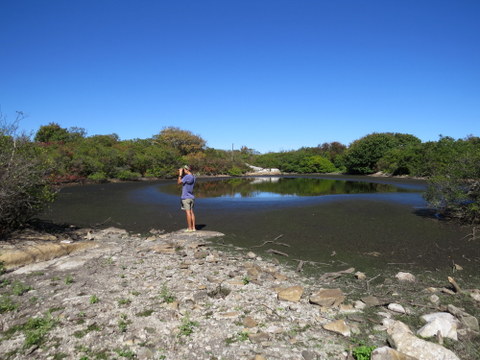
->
[0, 228, 479, 359]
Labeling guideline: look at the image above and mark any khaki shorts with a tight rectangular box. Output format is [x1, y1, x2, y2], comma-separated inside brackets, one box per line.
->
[181, 199, 194, 211]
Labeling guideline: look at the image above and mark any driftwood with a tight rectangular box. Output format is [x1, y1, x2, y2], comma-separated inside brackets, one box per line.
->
[366, 273, 381, 292]
[461, 226, 478, 241]
[319, 267, 355, 282]
[296, 260, 304, 273]
[251, 234, 291, 249]
[448, 276, 462, 293]
[251, 240, 291, 248]
[265, 249, 289, 257]
[93, 217, 112, 228]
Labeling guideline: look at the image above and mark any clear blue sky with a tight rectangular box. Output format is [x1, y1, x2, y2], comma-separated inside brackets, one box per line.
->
[1, 0, 479, 153]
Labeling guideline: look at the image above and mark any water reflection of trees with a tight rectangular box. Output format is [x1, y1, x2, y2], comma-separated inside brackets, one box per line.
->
[181, 177, 404, 198]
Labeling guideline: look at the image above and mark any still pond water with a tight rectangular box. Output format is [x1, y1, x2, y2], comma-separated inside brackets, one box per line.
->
[41, 175, 479, 277]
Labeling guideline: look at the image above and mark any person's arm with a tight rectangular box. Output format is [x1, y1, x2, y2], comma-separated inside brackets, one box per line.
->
[177, 168, 183, 184]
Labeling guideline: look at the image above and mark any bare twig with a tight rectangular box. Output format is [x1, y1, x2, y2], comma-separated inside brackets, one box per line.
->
[292, 259, 332, 267]
[319, 267, 355, 282]
[366, 273, 381, 292]
[266, 249, 289, 257]
[448, 276, 462, 293]
[296, 260, 304, 273]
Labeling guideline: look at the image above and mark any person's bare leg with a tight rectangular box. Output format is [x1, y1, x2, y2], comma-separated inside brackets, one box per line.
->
[185, 210, 193, 230]
[190, 210, 196, 231]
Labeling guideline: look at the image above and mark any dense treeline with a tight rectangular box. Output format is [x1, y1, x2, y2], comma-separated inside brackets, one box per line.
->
[1, 116, 479, 236]
[34, 124, 251, 182]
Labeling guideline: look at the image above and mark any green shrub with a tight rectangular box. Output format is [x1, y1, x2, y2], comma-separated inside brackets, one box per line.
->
[115, 169, 141, 181]
[423, 136, 480, 224]
[1, 113, 56, 237]
[23, 313, 57, 348]
[227, 166, 243, 176]
[0, 295, 17, 313]
[300, 155, 337, 173]
[352, 345, 375, 360]
[87, 171, 108, 183]
[344, 132, 420, 174]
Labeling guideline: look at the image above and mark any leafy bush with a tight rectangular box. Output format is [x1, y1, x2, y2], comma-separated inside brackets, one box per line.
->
[422, 136, 480, 223]
[344, 133, 421, 174]
[87, 171, 108, 183]
[300, 155, 337, 173]
[352, 345, 375, 360]
[115, 169, 141, 181]
[1, 113, 56, 237]
[227, 166, 243, 176]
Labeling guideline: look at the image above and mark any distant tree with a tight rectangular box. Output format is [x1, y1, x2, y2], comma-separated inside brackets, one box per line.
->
[153, 127, 206, 156]
[317, 142, 347, 161]
[34, 123, 86, 143]
[344, 133, 421, 174]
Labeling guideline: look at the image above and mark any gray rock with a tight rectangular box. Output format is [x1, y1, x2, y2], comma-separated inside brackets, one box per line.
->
[302, 350, 319, 360]
[310, 288, 345, 307]
[395, 272, 416, 282]
[371, 346, 417, 360]
[388, 303, 407, 314]
[417, 312, 459, 340]
[386, 319, 460, 360]
[361, 295, 380, 307]
[447, 304, 479, 332]
[323, 319, 351, 337]
[277, 285, 304, 302]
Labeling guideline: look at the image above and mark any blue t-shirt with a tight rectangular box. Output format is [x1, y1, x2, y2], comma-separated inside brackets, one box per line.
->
[181, 174, 195, 199]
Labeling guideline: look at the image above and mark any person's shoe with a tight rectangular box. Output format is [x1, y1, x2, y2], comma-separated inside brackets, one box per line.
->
[183, 229, 192, 232]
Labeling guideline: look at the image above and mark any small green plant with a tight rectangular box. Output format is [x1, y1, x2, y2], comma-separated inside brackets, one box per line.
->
[64, 275, 74, 284]
[118, 313, 131, 332]
[226, 331, 250, 344]
[0, 261, 6, 275]
[23, 313, 57, 348]
[160, 284, 176, 303]
[73, 323, 101, 338]
[130, 290, 141, 296]
[89, 295, 99, 304]
[114, 347, 136, 358]
[242, 276, 250, 285]
[11, 280, 33, 296]
[352, 345, 376, 360]
[178, 314, 198, 336]
[117, 298, 132, 306]
[52, 353, 68, 359]
[135, 309, 154, 317]
[118, 320, 128, 332]
[0, 295, 17, 313]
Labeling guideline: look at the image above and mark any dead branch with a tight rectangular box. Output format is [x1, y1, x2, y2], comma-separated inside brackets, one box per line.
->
[448, 276, 462, 293]
[296, 260, 304, 273]
[266, 249, 289, 257]
[366, 273, 381, 292]
[319, 267, 355, 282]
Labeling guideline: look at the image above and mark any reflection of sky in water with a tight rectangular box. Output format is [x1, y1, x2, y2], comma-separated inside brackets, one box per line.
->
[219, 191, 296, 199]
